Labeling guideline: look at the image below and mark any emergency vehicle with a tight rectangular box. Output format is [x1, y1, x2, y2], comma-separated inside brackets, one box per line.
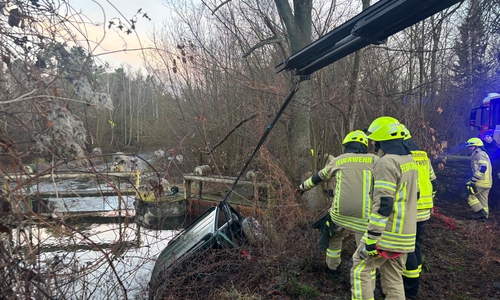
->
[469, 93, 500, 140]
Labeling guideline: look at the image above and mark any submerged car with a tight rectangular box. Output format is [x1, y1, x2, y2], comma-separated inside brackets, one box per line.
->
[149, 201, 245, 296]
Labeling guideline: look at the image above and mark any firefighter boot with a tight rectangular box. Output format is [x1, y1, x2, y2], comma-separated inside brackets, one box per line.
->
[471, 209, 487, 220]
[327, 266, 340, 279]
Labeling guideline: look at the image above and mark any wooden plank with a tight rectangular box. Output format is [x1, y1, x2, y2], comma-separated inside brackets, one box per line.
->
[2, 171, 138, 181]
[186, 198, 263, 217]
[183, 174, 271, 188]
[29, 190, 136, 198]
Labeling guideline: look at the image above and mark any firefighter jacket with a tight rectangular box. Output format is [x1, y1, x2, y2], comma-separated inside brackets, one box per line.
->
[470, 148, 492, 188]
[300, 153, 379, 233]
[411, 150, 437, 222]
[365, 153, 419, 253]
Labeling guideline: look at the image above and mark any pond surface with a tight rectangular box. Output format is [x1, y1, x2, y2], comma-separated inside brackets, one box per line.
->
[24, 175, 137, 213]
[12, 171, 189, 299]
[18, 222, 179, 299]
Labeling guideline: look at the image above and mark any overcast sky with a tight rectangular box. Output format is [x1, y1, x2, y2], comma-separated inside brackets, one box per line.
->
[73, 0, 171, 71]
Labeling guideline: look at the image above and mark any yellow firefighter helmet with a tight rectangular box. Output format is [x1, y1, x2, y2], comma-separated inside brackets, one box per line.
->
[342, 130, 369, 147]
[466, 137, 483, 147]
[367, 116, 405, 141]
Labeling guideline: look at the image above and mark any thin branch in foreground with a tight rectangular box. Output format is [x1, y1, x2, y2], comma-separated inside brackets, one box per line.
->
[201, 113, 258, 155]
[242, 36, 282, 58]
[212, 0, 233, 15]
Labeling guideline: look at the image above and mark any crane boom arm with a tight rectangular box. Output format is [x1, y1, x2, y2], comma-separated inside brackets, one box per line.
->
[276, 0, 463, 76]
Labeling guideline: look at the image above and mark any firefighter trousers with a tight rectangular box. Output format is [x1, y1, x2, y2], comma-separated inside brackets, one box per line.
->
[351, 242, 408, 300]
[467, 186, 490, 216]
[403, 221, 426, 299]
[326, 224, 364, 270]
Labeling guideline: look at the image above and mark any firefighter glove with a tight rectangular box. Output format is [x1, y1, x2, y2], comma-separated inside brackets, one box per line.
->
[466, 181, 477, 195]
[365, 237, 379, 257]
[312, 213, 335, 251]
[294, 188, 304, 195]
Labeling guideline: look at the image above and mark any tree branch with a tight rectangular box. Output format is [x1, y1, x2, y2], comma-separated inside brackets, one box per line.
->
[262, 15, 288, 60]
[201, 113, 258, 155]
[212, 0, 233, 14]
[242, 36, 282, 58]
[201, 0, 233, 15]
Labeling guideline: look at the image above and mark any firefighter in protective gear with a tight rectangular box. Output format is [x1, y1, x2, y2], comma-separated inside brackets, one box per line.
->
[297, 130, 379, 277]
[482, 131, 500, 210]
[351, 117, 419, 300]
[465, 137, 492, 220]
[401, 126, 438, 300]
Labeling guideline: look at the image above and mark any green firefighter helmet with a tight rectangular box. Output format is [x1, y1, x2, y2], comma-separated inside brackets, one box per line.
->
[367, 116, 405, 141]
[466, 137, 483, 147]
[342, 130, 369, 147]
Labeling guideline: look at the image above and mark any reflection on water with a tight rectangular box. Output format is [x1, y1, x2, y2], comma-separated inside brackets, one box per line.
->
[20, 223, 178, 299]
[12, 174, 192, 299]
[48, 195, 135, 213]
[32, 176, 133, 194]
[24, 176, 137, 213]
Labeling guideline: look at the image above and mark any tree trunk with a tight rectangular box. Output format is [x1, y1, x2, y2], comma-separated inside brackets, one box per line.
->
[275, 0, 323, 209]
[347, 0, 371, 132]
[430, 14, 442, 104]
[418, 20, 425, 119]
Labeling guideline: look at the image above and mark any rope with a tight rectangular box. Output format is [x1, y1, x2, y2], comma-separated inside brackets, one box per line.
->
[432, 207, 458, 230]
[219, 79, 302, 209]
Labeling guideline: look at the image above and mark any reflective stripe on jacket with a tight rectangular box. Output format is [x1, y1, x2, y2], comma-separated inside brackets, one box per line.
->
[471, 148, 492, 188]
[366, 153, 419, 253]
[303, 153, 379, 233]
[411, 150, 436, 222]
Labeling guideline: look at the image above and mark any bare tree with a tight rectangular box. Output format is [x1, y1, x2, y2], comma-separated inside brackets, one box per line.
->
[0, 2, 162, 299]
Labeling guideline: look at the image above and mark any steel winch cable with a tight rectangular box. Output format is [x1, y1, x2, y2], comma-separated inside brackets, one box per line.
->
[219, 78, 304, 209]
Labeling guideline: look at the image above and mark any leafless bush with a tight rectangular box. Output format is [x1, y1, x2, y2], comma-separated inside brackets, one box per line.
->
[0, 148, 177, 299]
[463, 220, 500, 271]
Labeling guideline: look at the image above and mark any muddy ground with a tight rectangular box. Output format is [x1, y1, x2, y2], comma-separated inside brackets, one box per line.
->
[155, 155, 500, 300]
